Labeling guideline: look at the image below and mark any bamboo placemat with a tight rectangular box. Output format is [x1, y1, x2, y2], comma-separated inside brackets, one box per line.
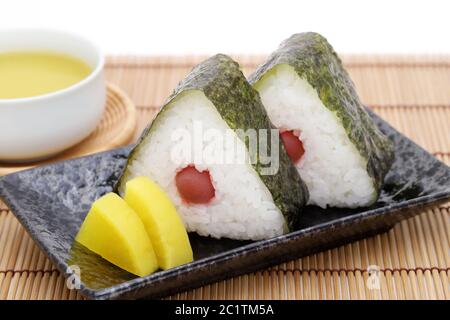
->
[0, 55, 449, 300]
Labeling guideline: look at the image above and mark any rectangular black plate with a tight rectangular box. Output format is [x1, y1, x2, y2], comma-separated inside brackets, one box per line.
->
[0, 110, 449, 300]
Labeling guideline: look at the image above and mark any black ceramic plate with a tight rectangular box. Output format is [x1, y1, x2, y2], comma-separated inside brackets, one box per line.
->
[0, 111, 449, 300]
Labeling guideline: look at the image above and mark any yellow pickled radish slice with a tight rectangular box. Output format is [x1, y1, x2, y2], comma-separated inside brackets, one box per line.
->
[124, 176, 193, 270]
[75, 192, 158, 277]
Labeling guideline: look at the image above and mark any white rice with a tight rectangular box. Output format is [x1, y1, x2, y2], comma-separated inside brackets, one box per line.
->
[255, 64, 376, 208]
[119, 90, 286, 240]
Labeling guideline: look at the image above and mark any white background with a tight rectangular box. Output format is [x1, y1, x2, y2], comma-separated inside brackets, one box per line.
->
[1, 0, 449, 54]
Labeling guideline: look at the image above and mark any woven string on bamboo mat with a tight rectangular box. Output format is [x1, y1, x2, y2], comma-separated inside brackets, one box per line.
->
[0, 55, 449, 300]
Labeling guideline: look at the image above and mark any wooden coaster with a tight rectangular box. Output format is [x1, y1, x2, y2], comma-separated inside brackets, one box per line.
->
[0, 83, 137, 176]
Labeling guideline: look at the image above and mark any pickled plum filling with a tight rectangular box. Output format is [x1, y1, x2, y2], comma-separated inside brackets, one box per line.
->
[280, 130, 305, 163]
[175, 166, 215, 204]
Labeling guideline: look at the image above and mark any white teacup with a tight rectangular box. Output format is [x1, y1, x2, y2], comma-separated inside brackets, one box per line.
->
[0, 29, 106, 163]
